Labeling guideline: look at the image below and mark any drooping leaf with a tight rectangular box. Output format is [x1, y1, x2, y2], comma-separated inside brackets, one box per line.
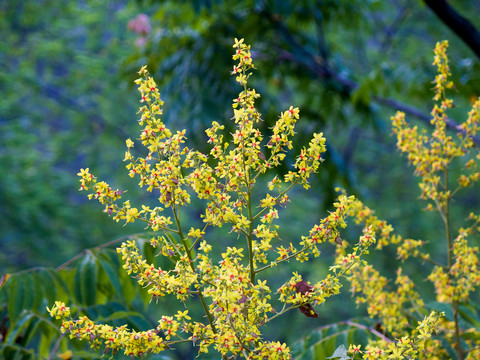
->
[72, 252, 100, 306]
[31, 272, 44, 312]
[36, 269, 57, 305]
[0, 343, 35, 360]
[458, 304, 480, 328]
[7, 275, 24, 320]
[291, 319, 374, 360]
[48, 268, 71, 302]
[327, 344, 351, 359]
[97, 310, 147, 322]
[97, 253, 123, 298]
[4, 312, 34, 345]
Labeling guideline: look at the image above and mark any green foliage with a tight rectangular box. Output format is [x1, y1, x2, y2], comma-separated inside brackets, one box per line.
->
[2, 0, 480, 359]
[0, 236, 169, 360]
[43, 39, 373, 359]
[127, 1, 480, 137]
[0, 0, 145, 271]
[291, 320, 374, 360]
[293, 41, 480, 360]
[3, 0, 480, 273]
[124, 0, 480, 245]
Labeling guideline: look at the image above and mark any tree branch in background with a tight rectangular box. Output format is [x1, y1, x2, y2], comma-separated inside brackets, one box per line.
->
[378, 1, 411, 52]
[424, 0, 480, 61]
[262, 6, 480, 146]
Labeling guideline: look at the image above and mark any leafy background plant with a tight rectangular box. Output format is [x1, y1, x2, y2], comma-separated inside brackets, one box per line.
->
[1, 0, 480, 359]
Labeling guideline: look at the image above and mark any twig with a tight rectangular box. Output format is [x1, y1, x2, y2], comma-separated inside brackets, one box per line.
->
[344, 320, 393, 343]
[48, 332, 65, 360]
[56, 232, 153, 271]
[260, 5, 480, 146]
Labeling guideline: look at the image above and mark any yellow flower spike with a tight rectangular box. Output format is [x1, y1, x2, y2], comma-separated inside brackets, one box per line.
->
[50, 38, 379, 360]
[137, 65, 148, 75]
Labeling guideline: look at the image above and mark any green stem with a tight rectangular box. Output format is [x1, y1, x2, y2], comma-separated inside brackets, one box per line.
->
[247, 185, 255, 283]
[172, 206, 218, 335]
[238, 80, 256, 284]
[189, 223, 210, 252]
[251, 180, 298, 222]
[254, 247, 307, 274]
[48, 332, 65, 360]
[444, 179, 452, 269]
[419, 254, 447, 269]
[104, 199, 178, 234]
[264, 304, 289, 324]
[443, 168, 464, 360]
[453, 301, 464, 360]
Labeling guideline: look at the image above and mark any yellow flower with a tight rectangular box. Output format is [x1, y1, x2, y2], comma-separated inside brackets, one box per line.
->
[125, 207, 139, 223]
[233, 37, 244, 48]
[137, 65, 148, 75]
[174, 310, 191, 321]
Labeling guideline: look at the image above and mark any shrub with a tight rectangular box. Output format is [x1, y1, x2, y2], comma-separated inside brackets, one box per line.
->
[47, 39, 477, 359]
[331, 41, 480, 360]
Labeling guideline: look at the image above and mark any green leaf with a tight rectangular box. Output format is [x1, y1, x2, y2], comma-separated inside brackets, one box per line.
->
[73, 259, 84, 304]
[70, 350, 107, 358]
[461, 329, 480, 341]
[292, 319, 374, 360]
[38, 332, 52, 358]
[22, 315, 44, 348]
[142, 239, 156, 265]
[103, 248, 121, 268]
[19, 273, 34, 314]
[37, 269, 57, 304]
[327, 344, 351, 359]
[458, 304, 480, 328]
[82, 253, 98, 306]
[126, 313, 152, 332]
[120, 268, 137, 305]
[0, 344, 35, 360]
[48, 268, 71, 302]
[426, 302, 453, 321]
[97, 310, 145, 322]
[73, 252, 99, 306]
[350, 80, 371, 106]
[7, 275, 24, 319]
[98, 253, 122, 297]
[4, 311, 34, 345]
[31, 272, 44, 312]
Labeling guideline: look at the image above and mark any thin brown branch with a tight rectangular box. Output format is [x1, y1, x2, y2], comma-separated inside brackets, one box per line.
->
[262, 6, 480, 146]
[56, 232, 152, 271]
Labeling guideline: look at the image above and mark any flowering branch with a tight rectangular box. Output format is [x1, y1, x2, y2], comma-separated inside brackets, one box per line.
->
[47, 38, 373, 360]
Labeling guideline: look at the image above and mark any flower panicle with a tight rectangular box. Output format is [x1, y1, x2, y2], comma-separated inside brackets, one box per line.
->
[55, 38, 360, 360]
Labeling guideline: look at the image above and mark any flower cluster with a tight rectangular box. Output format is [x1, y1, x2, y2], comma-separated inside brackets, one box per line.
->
[50, 39, 372, 359]
[338, 41, 480, 359]
[392, 41, 480, 210]
[346, 311, 444, 360]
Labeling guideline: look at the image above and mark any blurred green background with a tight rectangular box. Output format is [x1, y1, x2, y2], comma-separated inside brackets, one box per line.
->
[1, 0, 480, 359]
